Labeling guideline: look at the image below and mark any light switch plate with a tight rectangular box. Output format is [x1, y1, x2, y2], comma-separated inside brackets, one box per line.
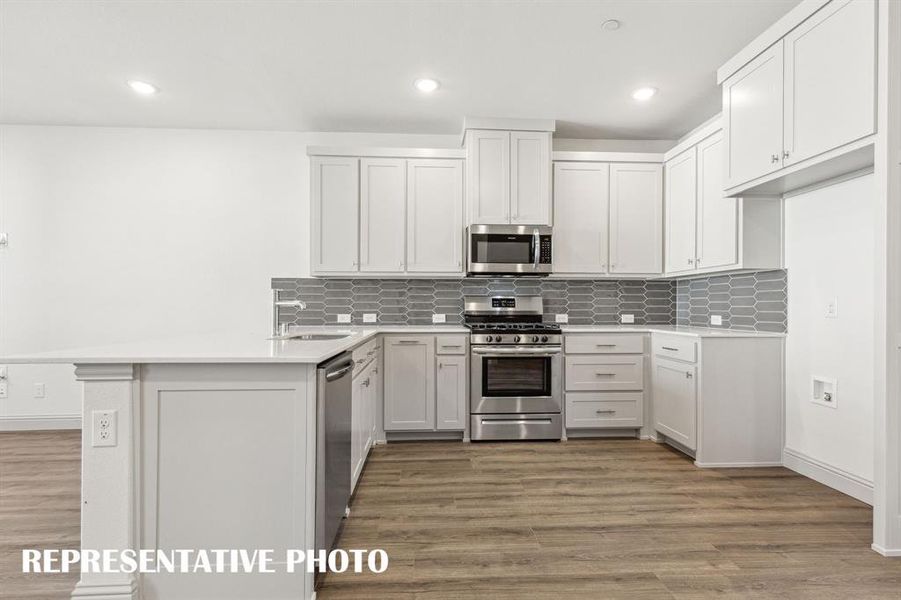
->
[33, 383, 45, 398]
[336, 314, 352, 324]
[555, 314, 569, 324]
[432, 314, 446, 324]
[825, 298, 838, 319]
[362, 313, 377, 323]
[621, 314, 635, 324]
[710, 315, 723, 326]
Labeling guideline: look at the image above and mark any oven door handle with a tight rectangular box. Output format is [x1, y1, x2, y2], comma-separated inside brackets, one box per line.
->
[471, 347, 561, 355]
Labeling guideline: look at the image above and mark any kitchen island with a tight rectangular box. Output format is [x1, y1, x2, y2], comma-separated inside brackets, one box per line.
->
[1, 326, 465, 600]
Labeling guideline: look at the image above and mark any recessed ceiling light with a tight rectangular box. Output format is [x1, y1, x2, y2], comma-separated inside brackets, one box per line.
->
[414, 78, 440, 93]
[631, 87, 657, 101]
[128, 80, 158, 95]
[600, 19, 621, 31]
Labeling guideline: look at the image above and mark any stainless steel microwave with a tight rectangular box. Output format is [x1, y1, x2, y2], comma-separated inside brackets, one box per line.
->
[467, 224, 553, 276]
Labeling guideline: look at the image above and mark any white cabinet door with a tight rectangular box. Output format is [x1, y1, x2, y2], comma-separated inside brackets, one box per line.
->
[384, 337, 435, 431]
[311, 156, 359, 273]
[652, 358, 697, 451]
[360, 158, 406, 273]
[510, 131, 552, 225]
[406, 159, 464, 273]
[695, 132, 738, 270]
[552, 162, 609, 274]
[609, 163, 662, 274]
[723, 41, 784, 188]
[783, 0, 876, 166]
[467, 130, 510, 224]
[664, 148, 698, 275]
[436, 355, 467, 431]
[351, 366, 370, 490]
[370, 356, 380, 443]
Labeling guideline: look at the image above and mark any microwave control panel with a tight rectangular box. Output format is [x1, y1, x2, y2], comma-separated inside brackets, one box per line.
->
[539, 237, 552, 264]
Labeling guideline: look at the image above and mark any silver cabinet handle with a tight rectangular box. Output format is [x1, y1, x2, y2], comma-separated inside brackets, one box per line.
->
[661, 346, 678, 352]
[686, 372, 693, 379]
[362, 378, 371, 387]
[440, 344, 462, 348]
[595, 344, 616, 347]
[595, 373, 616, 377]
[783, 150, 790, 159]
[372, 367, 378, 375]
[771, 154, 779, 164]
[396, 340, 420, 344]
[596, 410, 616, 415]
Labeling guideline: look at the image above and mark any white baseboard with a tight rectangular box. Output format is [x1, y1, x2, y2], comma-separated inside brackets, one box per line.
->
[783, 446, 874, 505]
[0, 415, 81, 431]
[872, 544, 901, 557]
[695, 461, 783, 468]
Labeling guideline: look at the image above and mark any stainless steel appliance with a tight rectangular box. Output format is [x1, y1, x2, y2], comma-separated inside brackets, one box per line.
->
[467, 224, 553, 276]
[315, 351, 353, 581]
[465, 296, 563, 440]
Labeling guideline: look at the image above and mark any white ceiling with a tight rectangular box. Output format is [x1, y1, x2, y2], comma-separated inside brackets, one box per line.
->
[0, 0, 800, 139]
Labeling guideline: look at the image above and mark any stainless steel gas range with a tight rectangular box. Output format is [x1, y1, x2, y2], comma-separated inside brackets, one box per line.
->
[464, 295, 563, 441]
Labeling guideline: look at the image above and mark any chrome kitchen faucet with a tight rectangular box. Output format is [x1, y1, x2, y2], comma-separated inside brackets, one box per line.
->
[272, 288, 306, 337]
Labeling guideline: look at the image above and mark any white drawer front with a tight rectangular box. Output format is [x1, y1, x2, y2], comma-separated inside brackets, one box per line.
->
[565, 334, 645, 354]
[565, 356, 644, 391]
[436, 335, 468, 355]
[565, 392, 643, 428]
[652, 335, 697, 363]
[352, 338, 379, 376]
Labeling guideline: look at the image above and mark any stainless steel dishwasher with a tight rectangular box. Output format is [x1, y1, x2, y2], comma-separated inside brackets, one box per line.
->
[315, 352, 353, 569]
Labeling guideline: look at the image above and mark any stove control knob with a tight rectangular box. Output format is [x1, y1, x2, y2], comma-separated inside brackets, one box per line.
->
[495, 336, 503, 343]
[513, 335, 521, 343]
[541, 335, 549, 342]
[531, 335, 540, 343]
[486, 335, 493, 343]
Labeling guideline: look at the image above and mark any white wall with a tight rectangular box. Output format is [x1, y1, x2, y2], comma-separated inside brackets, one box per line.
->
[784, 174, 875, 490]
[0, 125, 456, 427]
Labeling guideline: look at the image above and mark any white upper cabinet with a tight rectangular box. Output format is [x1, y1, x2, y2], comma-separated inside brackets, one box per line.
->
[360, 158, 406, 273]
[552, 162, 610, 275]
[719, 0, 877, 195]
[782, 0, 876, 166]
[310, 151, 464, 277]
[510, 131, 552, 225]
[695, 132, 738, 270]
[663, 123, 781, 278]
[664, 149, 698, 275]
[311, 156, 359, 273]
[609, 163, 663, 275]
[466, 128, 552, 226]
[406, 159, 464, 272]
[467, 130, 511, 224]
[722, 41, 784, 189]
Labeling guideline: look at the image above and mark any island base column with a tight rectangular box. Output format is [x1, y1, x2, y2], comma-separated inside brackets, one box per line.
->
[71, 364, 140, 600]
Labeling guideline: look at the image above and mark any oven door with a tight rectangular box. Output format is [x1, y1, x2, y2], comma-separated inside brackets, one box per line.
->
[468, 225, 552, 275]
[470, 346, 562, 414]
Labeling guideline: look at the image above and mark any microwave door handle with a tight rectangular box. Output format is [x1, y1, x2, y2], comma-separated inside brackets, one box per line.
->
[532, 228, 540, 270]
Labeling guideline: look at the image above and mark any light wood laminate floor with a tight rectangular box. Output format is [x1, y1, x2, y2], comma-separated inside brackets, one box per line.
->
[319, 439, 901, 599]
[2, 433, 900, 599]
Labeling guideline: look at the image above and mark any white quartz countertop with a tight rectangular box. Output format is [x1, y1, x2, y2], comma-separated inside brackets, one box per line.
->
[560, 324, 785, 338]
[0, 326, 469, 365]
[1, 323, 782, 365]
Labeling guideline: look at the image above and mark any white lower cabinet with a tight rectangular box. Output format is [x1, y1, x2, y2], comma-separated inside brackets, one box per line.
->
[650, 333, 783, 466]
[652, 357, 698, 451]
[383, 335, 467, 433]
[351, 359, 376, 491]
[563, 333, 645, 430]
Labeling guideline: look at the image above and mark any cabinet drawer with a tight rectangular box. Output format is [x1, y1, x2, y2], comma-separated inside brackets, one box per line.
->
[565, 356, 644, 391]
[652, 335, 697, 363]
[352, 337, 379, 376]
[436, 335, 468, 355]
[565, 392, 643, 428]
[565, 334, 644, 354]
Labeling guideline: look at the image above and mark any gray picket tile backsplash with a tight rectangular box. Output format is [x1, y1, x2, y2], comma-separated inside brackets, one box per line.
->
[273, 269, 787, 333]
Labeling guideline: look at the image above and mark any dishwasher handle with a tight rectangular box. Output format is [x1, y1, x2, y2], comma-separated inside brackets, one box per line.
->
[324, 360, 354, 382]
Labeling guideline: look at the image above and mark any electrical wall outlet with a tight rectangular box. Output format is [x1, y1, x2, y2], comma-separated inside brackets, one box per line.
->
[0, 383, 7, 399]
[91, 409, 118, 447]
[710, 315, 723, 326]
[362, 313, 377, 323]
[432, 313, 446, 324]
[33, 383, 45, 398]
[825, 298, 838, 319]
[555, 314, 569, 324]
[620, 314, 635, 324]
[336, 314, 352, 324]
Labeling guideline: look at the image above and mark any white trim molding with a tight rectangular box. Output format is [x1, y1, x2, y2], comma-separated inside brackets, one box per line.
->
[783, 446, 874, 505]
[872, 544, 901, 557]
[0, 415, 81, 431]
[71, 578, 138, 599]
[74, 364, 136, 381]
